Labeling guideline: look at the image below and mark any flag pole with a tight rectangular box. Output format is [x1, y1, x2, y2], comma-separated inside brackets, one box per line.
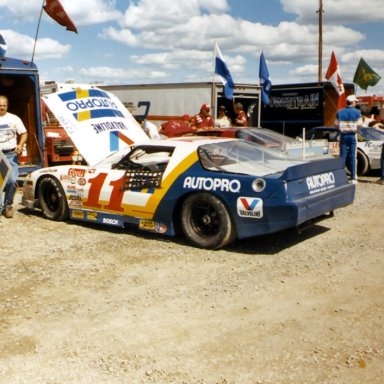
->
[258, 50, 262, 127]
[212, 42, 217, 117]
[317, 0, 324, 82]
[31, 0, 46, 65]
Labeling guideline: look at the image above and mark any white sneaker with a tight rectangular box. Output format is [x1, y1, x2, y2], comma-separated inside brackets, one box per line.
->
[351, 179, 358, 185]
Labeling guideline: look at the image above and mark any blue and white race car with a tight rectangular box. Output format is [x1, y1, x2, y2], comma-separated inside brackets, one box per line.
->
[22, 85, 355, 249]
[305, 126, 384, 176]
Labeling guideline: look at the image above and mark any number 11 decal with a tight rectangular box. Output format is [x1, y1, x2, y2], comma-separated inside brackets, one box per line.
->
[83, 173, 125, 212]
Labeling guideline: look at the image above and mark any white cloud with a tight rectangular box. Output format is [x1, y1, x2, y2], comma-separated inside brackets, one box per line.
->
[120, 0, 229, 30]
[281, 0, 384, 24]
[78, 66, 167, 83]
[0, 1, 41, 22]
[0, 29, 70, 60]
[101, 27, 138, 46]
[0, 1, 122, 25]
[64, 0, 122, 25]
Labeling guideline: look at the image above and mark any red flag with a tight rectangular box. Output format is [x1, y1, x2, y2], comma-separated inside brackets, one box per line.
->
[43, 0, 78, 33]
[325, 51, 346, 109]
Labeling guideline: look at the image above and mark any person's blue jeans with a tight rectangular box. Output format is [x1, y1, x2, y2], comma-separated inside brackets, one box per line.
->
[381, 158, 384, 179]
[1, 151, 19, 211]
[340, 133, 357, 180]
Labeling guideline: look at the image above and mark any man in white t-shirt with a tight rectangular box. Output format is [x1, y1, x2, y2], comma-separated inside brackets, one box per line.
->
[0, 95, 28, 218]
[138, 118, 161, 140]
[215, 106, 232, 128]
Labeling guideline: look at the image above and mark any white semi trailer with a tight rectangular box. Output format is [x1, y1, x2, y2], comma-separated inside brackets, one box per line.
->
[100, 82, 262, 127]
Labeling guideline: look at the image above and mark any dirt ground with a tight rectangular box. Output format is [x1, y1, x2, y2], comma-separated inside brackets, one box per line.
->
[0, 174, 383, 384]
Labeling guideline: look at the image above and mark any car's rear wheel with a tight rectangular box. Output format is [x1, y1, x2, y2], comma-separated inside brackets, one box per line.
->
[180, 193, 236, 249]
[356, 150, 370, 176]
[38, 176, 69, 221]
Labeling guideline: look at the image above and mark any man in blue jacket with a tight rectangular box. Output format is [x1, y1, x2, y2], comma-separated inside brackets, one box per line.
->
[335, 94, 363, 184]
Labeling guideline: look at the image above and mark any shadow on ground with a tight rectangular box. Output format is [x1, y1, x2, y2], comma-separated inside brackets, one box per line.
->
[18, 207, 331, 256]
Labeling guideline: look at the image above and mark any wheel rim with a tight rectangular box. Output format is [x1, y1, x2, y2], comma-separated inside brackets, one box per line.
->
[189, 201, 220, 238]
[43, 184, 60, 212]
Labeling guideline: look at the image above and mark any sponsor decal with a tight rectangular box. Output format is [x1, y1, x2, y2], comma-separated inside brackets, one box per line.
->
[102, 217, 122, 226]
[68, 195, 82, 207]
[60, 174, 73, 182]
[71, 210, 84, 219]
[306, 172, 336, 194]
[139, 220, 167, 233]
[66, 186, 77, 194]
[155, 223, 167, 234]
[69, 195, 82, 200]
[237, 197, 263, 218]
[78, 177, 86, 186]
[139, 219, 156, 230]
[68, 168, 86, 178]
[328, 142, 339, 156]
[38, 168, 58, 174]
[87, 212, 98, 221]
[360, 141, 382, 154]
[183, 177, 241, 193]
[59, 89, 124, 122]
[91, 121, 128, 134]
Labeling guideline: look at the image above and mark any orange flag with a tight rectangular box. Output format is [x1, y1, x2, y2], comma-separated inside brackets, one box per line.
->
[44, 0, 78, 33]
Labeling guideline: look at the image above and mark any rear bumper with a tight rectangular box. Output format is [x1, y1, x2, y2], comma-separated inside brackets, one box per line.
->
[296, 183, 355, 225]
[236, 183, 355, 239]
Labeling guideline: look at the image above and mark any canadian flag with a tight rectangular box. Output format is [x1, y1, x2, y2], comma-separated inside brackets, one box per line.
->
[43, 0, 78, 33]
[325, 51, 346, 109]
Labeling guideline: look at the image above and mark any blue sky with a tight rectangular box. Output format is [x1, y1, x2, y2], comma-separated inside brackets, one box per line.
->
[0, 0, 383, 95]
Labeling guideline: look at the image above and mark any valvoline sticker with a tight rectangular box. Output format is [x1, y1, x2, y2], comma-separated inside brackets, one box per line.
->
[237, 197, 263, 218]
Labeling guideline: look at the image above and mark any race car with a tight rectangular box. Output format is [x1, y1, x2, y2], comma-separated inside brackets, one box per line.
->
[305, 126, 384, 176]
[22, 85, 355, 249]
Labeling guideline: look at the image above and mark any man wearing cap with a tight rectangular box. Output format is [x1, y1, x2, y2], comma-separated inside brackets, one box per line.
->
[191, 104, 214, 130]
[335, 94, 363, 184]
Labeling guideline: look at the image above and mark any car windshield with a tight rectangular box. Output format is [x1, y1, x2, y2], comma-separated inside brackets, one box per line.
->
[198, 140, 305, 177]
[95, 147, 131, 167]
[360, 127, 384, 141]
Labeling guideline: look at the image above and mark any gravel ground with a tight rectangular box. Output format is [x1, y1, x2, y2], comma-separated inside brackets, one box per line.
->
[0, 174, 383, 384]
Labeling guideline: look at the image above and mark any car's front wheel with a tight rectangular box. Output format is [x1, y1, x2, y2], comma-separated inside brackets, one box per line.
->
[180, 193, 236, 249]
[38, 176, 69, 221]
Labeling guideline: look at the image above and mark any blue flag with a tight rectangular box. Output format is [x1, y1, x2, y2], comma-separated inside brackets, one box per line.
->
[214, 42, 235, 100]
[259, 51, 272, 105]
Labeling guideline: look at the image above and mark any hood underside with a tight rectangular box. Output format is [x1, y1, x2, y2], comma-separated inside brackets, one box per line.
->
[42, 84, 150, 166]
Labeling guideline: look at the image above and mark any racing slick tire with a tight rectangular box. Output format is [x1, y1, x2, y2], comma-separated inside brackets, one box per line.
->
[180, 193, 236, 249]
[356, 150, 370, 176]
[38, 176, 69, 221]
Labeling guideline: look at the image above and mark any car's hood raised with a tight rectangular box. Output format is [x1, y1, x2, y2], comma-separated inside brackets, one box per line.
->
[42, 84, 150, 166]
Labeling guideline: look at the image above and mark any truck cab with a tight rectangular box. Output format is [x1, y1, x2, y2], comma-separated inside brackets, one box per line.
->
[0, 57, 43, 177]
[0, 58, 77, 180]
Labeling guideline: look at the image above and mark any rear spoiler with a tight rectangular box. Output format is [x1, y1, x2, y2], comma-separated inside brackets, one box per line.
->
[281, 158, 344, 181]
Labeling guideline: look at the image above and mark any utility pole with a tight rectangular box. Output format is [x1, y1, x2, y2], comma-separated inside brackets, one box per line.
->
[317, 0, 324, 82]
